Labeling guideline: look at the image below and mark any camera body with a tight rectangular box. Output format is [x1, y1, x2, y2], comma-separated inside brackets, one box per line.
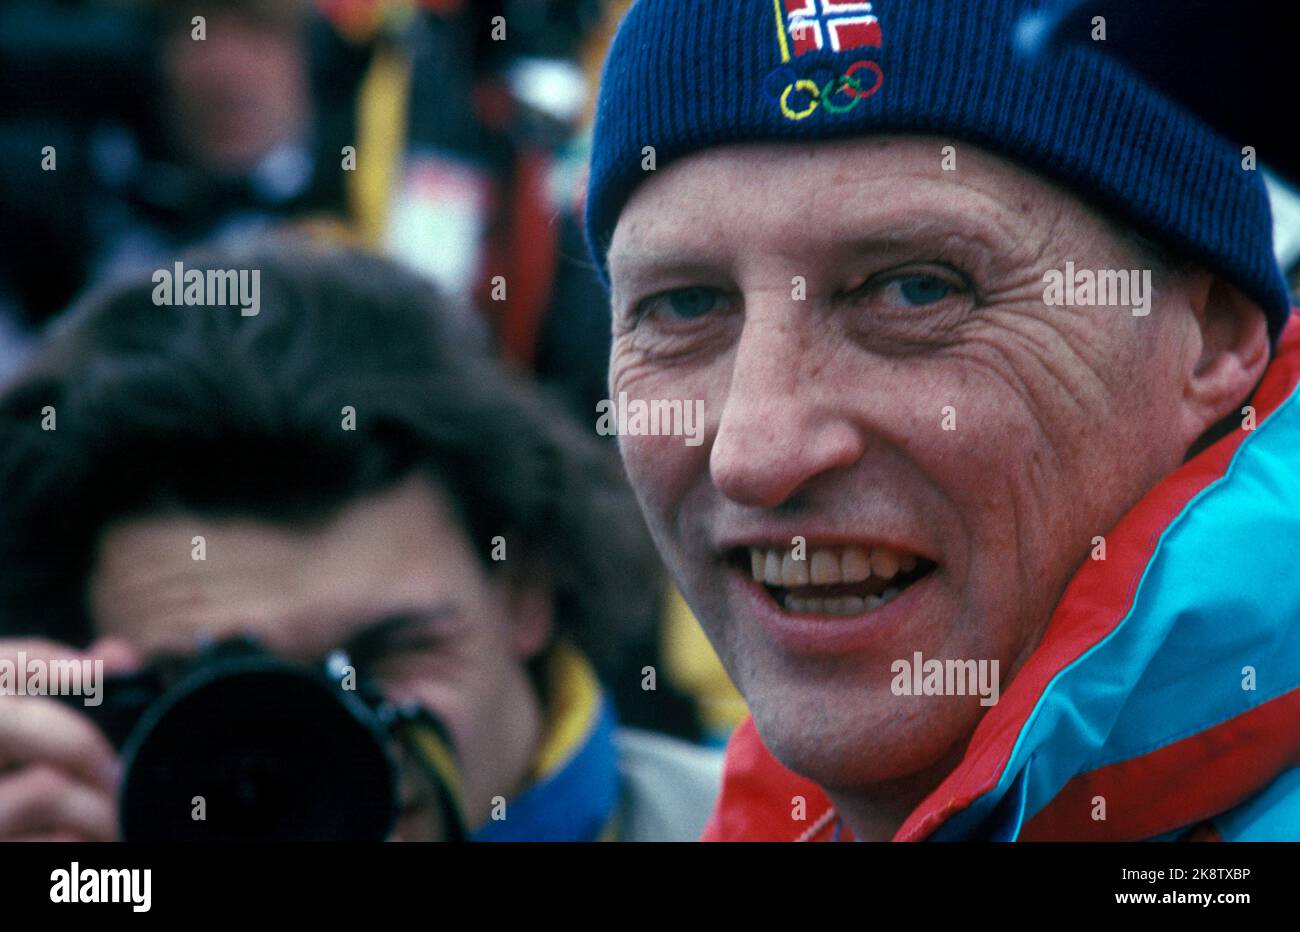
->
[70, 637, 462, 841]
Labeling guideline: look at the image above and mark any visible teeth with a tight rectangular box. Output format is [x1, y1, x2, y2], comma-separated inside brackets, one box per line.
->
[870, 547, 900, 580]
[781, 593, 877, 615]
[748, 544, 923, 588]
[840, 547, 871, 583]
[809, 549, 841, 585]
[780, 584, 910, 615]
[781, 550, 810, 586]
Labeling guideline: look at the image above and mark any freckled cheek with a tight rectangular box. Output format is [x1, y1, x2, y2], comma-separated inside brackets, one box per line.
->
[618, 432, 705, 531]
[900, 371, 1053, 534]
[948, 391, 1086, 593]
[950, 406, 1038, 490]
[609, 348, 716, 516]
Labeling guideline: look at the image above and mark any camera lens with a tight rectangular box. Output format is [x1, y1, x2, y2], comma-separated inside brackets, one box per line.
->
[116, 658, 399, 842]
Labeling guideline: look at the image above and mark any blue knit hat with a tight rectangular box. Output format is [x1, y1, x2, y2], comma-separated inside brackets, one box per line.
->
[585, 0, 1291, 343]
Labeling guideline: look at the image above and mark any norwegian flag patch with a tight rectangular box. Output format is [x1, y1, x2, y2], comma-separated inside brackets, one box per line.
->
[784, 0, 884, 56]
[765, 0, 886, 121]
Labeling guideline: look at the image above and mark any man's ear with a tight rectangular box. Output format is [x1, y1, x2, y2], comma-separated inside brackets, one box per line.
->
[501, 555, 554, 660]
[1180, 275, 1271, 449]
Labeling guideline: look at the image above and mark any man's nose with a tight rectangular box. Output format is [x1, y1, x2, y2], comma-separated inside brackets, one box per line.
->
[709, 315, 867, 508]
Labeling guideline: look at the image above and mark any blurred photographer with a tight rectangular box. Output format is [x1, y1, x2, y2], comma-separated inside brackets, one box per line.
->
[0, 243, 721, 842]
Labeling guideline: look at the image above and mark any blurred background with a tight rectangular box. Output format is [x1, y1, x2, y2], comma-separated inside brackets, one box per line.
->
[0, 0, 617, 415]
[0, 0, 746, 747]
[4, 0, 1300, 396]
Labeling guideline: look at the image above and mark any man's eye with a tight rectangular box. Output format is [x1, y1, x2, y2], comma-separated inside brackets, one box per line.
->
[350, 635, 443, 671]
[637, 286, 727, 321]
[380, 635, 443, 658]
[888, 274, 956, 306]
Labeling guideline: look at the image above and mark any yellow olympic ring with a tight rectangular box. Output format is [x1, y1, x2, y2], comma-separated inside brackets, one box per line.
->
[779, 78, 820, 121]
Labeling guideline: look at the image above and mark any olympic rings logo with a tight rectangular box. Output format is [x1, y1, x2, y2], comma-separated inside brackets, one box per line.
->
[763, 59, 883, 122]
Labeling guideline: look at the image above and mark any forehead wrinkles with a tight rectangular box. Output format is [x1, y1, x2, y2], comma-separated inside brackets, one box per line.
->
[611, 139, 1066, 280]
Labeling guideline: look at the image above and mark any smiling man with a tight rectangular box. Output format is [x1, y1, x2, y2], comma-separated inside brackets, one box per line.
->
[585, 0, 1300, 841]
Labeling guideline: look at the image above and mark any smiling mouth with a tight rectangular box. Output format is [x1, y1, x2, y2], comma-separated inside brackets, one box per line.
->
[732, 544, 937, 615]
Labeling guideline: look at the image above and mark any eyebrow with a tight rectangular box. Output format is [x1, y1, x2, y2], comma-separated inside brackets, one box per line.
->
[607, 252, 736, 294]
[132, 604, 463, 671]
[610, 207, 1021, 284]
[836, 227, 1008, 272]
[609, 236, 1011, 318]
[338, 604, 461, 659]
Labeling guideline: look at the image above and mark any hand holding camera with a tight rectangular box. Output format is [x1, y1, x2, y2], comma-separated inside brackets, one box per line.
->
[0, 636, 465, 842]
[0, 638, 140, 842]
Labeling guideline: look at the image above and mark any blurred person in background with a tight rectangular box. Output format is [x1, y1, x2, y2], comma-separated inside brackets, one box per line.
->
[0, 244, 722, 842]
[0, 0, 362, 371]
[0, 0, 615, 420]
[0, 0, 733, 745]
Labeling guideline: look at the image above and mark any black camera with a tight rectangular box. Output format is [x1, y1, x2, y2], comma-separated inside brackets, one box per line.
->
[66, 637, 465, 842]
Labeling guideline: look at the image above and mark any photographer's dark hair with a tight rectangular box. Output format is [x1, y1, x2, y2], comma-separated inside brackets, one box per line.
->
[0, 242, 661, 706]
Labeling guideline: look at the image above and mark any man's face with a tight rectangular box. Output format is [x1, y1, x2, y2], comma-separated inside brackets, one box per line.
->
[607, 137, 1202, 793]
[161, 14, 311, 175]
[88, 474, 550, 839]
